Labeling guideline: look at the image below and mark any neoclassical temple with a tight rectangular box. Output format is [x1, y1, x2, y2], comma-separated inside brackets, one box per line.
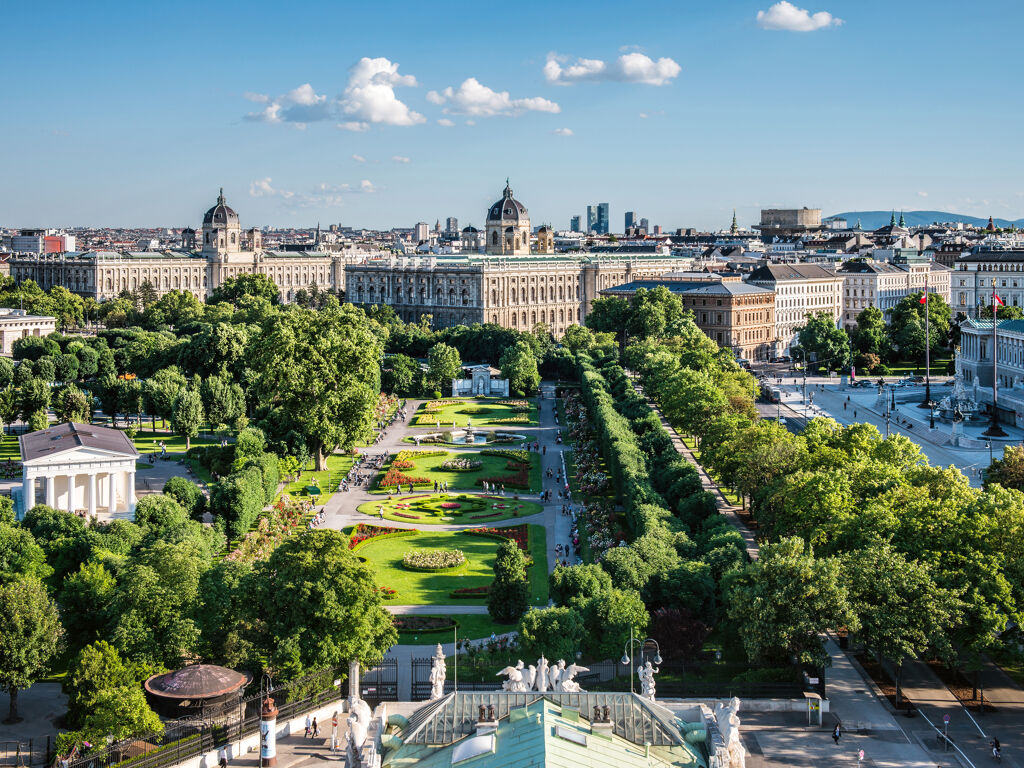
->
[8, 190, 367, 303]
[18, 422, 139, 518]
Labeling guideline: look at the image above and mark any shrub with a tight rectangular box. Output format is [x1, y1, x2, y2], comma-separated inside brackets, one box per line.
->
[209, 467, 265, 539]
[439, 458, 482, 471]
[161, 477, 207, 521]
[481, 448, 531, 464]
[402, 549, 465, 570]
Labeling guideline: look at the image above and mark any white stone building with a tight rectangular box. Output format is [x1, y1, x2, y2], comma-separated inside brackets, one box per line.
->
[0, 309, 56, 355]
[746, 263, 843, 355]
[952, 248, 1024, 317]
[18, 422, 139, 519]
[958, 318, 1024, 428]
[838, 257, 951, 328]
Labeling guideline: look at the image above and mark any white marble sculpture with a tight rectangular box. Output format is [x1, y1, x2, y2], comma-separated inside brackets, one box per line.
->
[559, 663, 588, 693]
[497, 660, 526, 691]
[429, 644, 446, 700]
[714, 697, 746, 768]
[638, 660, 659, 701]
[535, 656, 550, 692]
[548, 659, 564, 691]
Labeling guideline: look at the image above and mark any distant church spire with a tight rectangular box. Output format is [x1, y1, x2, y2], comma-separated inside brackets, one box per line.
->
[730, 209, 738, 234]
[898, 210, 906, 227]
[889, 210, 896, 227]
[314, 222, 321, 247]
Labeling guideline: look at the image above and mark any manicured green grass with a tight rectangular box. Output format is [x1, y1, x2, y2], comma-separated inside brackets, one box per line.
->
[0, 435, 20, 461]
[277, 453, 357, 506]
[356, 524, 548, 606]
[412, 398, 538, 428]
[394, 614, 517, 645]
[132, 430, 217, 455]
[186, 458, 214, 485]
[358, 493, 542, 524]
[373, 450, 542, 493]
[136, 462, 154, 470]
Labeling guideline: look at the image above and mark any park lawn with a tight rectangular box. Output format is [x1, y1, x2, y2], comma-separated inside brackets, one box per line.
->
[277, 453, 357, 506]
[133, 430, 217, 455]
[357, 524, 548, 606]
[0, 435, 20, 461]
[394, 614, 517, 645]
[412, 398, 538, 428]
[374, 450, 542, 493]
[883, 358, 953, 376]
[357, 493, 542, 525]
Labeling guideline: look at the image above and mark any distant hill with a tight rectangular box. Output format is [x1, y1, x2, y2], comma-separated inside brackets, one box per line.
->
[828, 210, 1024, 230]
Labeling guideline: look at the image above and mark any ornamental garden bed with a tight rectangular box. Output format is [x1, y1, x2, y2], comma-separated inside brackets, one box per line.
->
[450, 585, 490, 598]
[373, 450, 540, 493]
[392, 615, 455, 633]
[348, 523, 418, 550]
[358, 493, 541, 525]
[356, 525, 549, 606]
[412, 398, 539, 427]
[402, 548, 466, 571]
[461, 524, 530, 552]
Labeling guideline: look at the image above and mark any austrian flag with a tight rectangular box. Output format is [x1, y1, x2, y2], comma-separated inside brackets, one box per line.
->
[994, 294, 1005, 307]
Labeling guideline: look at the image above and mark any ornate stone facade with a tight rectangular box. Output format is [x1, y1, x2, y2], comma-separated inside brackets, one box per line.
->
[8, 191, 367, 302]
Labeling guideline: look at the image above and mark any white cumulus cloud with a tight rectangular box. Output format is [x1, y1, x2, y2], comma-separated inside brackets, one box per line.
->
[351, 154, 366, 163]
[249, 178, 375, 208]
[756, 2, 843, 31]
[544, 52, 680, 86]
[244, 83, 330, 124]
[392, 155, 410, 163]
[249, 178, 279, 197]
[360, 179, 376, 192]
[552, 128, 573, 136]
[429, 78, 560, 117]
[337, 121, 369, 132]
[437, 118, 455, 127]
[339, 57, 425, 127]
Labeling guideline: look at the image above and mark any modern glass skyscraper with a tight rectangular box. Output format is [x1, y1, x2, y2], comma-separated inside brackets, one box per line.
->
[597, 203, 610, 235]
[570, 215, 581, 232]
[586, 205, 597, 233]
[625, 211, 636, 230]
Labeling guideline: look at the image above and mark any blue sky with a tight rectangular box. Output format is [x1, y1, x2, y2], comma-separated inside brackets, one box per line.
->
[4, 0, 1023, 231]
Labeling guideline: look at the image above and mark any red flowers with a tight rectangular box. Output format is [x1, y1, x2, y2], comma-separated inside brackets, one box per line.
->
[462, 524, 529, 552]
[378, 468, 430, 488]
[349, 523, 404, 549]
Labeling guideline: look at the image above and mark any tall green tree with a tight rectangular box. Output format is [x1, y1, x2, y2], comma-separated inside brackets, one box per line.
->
[247, 530, 396, 679]
[252, 305, 383, 470]
[426, 342, 462, 394]
[795, 312, 851, 371]
[498, 340, 541, 395]
[726, 537, 857, 666]
[171, 385, 204, 451]
[0, 577, 63, 722]
[487, 539, 530, 624]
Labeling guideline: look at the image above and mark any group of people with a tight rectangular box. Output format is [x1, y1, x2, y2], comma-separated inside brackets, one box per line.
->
[307, 509, 326, 529]
[480, 481, 507, 495]
[304, 714, 321, 739]
[372, 401, 409, 444]
[340, 453, 387, 492]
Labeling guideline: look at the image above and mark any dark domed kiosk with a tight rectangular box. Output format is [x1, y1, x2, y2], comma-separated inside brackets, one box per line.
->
[144, 664, 250, 718]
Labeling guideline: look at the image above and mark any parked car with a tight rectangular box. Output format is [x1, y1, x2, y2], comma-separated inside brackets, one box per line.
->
[852, 380, 874, 388]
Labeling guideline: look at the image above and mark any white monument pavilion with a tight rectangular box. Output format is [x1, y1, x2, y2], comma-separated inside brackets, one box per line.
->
[451, 364, 509, 397]
[18, 422, 139, 519]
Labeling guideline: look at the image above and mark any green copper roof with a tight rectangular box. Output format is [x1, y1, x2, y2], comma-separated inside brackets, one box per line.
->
[385, 692, 707, 768]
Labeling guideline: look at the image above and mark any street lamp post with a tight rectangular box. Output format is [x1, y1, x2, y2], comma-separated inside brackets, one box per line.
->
[620, 627, 663, 696]
[928, 401, 936, 430]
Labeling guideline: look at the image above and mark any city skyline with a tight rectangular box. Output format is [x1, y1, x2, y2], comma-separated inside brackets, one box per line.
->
[4, 0, 1024, 230]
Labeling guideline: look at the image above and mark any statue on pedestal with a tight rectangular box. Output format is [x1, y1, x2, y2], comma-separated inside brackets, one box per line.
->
[429, 644, 446, 700]
[638, 660, 659, 701]
[535, 656, 550, 692]
[714, 697, 746, 768]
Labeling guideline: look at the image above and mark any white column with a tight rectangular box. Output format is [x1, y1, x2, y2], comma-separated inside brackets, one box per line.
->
[127, 470, 136, 512]
[65, 475, 75, 513]
[23, 474, 35, 514]
[45, 476, 55, 507]
[87, 473, 97, 518]
[108, 471, 117, 512]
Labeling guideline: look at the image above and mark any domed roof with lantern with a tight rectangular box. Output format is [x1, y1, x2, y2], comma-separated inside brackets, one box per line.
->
[486, 180, 528, 223]
[202, 188, 239, 226]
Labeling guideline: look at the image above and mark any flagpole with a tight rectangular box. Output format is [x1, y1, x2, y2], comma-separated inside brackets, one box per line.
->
[920, 274, 931, 409]
[984, 287, 1008, 437]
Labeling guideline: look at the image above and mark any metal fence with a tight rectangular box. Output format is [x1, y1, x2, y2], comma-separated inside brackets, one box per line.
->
[359, 660, 399, 707]
[63, 668, 344, 768]
[410, 657, 500, 700]
[0, 740, 52, 768]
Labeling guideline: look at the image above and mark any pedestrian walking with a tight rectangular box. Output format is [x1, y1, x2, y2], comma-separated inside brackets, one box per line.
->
[312, 717, 320, 737]
[305, 714, 312, 738]
[854, 410, 857, 419]
[378, 506, 384, 520]
[542, 445, 546, 455]
[832, 723, 841, 745]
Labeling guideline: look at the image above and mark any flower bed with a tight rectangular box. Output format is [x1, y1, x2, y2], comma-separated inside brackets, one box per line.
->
[392, 615, 456, 633]
[470, 512, 502, 520]
[349, 523, 418, 550]
[394, 449, 447, 461]
[439, 458, 483, 471]
[424, 400, 467, 412]
[481, 448, 531, 464]
[489, 415, 529, 424]
[476, 462, 529, 489]
[379, 587, 398, 600]
[450, 584, 490, 598]
[402, 548, 466, 571]
[226, 498, 308, 563]
[461, 524, 529, 552]
[439, 501, 461, 509]
[378, 468, 431, 488]
[391, 459, 416, 469]
[495, 399, 530, 407]
[394, 511, 422, 519]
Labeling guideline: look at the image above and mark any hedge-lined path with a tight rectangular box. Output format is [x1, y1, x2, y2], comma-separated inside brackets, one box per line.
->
[628, 374, 760, 561]
[385, 605, 489, 615]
